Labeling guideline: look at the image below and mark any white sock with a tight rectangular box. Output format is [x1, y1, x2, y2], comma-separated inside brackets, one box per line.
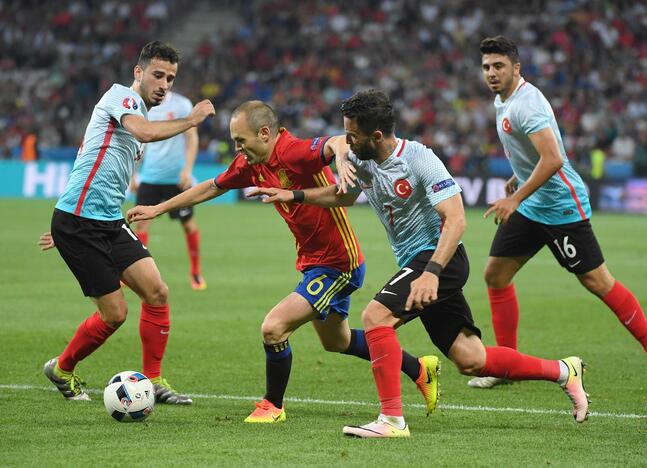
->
[557, 360, 569, 385]
[378, 413, 406, 430]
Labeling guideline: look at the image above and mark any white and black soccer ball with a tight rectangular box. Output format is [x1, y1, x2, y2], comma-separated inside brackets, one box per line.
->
[103, 371, 155, 422]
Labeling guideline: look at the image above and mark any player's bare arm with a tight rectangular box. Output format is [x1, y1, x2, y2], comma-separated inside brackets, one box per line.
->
[484, 127, 563, 224]
[122, 99, 215, 143]
[37, 232, 56, 251]
[179, 127, 199, 189]
[323, 135, 356, 193]
[248, 185, 359, 208]
[406, 193, 466, 311]
[127, 179, 226, 222]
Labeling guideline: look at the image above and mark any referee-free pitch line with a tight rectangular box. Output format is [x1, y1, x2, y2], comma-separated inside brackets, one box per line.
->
[1, 383, 645, 420]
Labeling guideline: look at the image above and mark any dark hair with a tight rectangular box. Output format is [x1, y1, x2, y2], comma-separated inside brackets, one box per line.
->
[479, 36, 519, 64]
[232, 100, 279, 134]
[138, 41, 180, 68]
[340, 89, 395, 136]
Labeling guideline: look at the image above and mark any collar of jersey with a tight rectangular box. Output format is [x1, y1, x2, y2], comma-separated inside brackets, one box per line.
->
[378, 138, 403, 167]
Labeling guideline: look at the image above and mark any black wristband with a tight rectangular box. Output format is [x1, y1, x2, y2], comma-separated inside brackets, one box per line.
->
[292, 190, 305, 203]
[424, 260, 443, 277]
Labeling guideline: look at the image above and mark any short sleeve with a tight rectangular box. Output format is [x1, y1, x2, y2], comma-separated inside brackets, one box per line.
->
[215, 155, 254, 189]
[411, 150, 462, 206]
[101, 86, 146, 126]
[180, 96, 193, 119]
[281, 136, 331, 174]
[514, 90, 552, 135]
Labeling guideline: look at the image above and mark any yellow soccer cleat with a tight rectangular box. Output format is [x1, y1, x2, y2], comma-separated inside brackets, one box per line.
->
[415, 355, 441, 415]
[43, 357, 91, 401]
[343, 416, 410, 438]
[244, 399, 286, 423]
[191, 274, 207, 290]
[560, 356, 590, 423]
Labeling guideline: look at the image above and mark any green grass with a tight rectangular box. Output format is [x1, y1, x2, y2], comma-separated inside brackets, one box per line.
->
[0, 199, 646, 467]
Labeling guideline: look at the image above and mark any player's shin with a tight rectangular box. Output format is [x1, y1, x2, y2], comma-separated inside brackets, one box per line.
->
[58, 311, 118, 372]
[487, 284, 519, 349]
[366, 326, 403, 417]
[478, 346, 560, 381]
[139, 303, 170, 379]
[263, 340, 292, 409]
[602, 281, 647, 352]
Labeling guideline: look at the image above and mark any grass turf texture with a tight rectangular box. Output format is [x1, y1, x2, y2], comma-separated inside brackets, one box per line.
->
[0, 199, 645, 467]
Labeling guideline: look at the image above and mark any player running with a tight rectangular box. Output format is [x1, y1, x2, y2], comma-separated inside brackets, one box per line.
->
[38, 41, 215, 404]
[252, 90, 590, 437]
[127, 100, 440, 423]
[131, 90, 207, 290]
[468, 35, 647, 389]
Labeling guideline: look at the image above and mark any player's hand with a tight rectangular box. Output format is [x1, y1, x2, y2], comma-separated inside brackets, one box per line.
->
[179, 169, 192, 190]
[405, 272, 439, 311]
[504, 175, 519, 196]
[189, 100, 215, 126]
[38, 232, 56, 251]
[127, 205, 160, 222]
[247, 187, 293, 203]
[336, 158, 357, 194]
[484, 197, 520, 225]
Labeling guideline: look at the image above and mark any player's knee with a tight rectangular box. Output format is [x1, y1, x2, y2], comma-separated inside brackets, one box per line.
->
[484, 266, 505, 288]
[144, 281, 168, 306]
[102, 306, 128, 328]
[261, 318, 289, 344]
[322, 339, 346, 353]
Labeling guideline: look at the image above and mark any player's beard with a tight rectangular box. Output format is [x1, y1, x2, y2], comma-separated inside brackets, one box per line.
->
[353, 140, 379, 161]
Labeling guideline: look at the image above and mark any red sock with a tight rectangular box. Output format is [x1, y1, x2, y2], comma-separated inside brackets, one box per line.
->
[602, 281, 647, 352]
[137, 231, 149, 247]
[140, 303, 170, 379]
[479, 346, 560, 381]
[487, 284, 519, 349]
[58, 311, 117, 372]
[185, 229, 201, 276]
[365, 326, 403, 417]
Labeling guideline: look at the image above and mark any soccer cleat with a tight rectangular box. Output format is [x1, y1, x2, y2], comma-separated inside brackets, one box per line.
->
[43, 358, 91, 401]
[191, 274, 207, 290]
[244, 399, 286, 423]
[415, 355, 440, 415]
[343, 416, 410, 438]
[467, 376, 512, 388]
[151, 377, 193, 405]
[559, 356, 590, 423]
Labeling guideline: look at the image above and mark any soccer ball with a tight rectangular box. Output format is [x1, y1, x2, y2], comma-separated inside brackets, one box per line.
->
[103, 371, 155, 422]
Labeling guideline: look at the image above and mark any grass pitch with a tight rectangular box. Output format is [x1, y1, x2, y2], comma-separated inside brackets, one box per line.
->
[0, 199, 645, 467]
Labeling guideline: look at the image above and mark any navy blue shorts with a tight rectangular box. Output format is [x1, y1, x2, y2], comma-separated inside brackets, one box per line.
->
[294, 263, 365, 320]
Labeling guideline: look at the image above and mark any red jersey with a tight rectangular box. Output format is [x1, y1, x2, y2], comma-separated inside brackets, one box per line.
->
[216, 129, 363, 272]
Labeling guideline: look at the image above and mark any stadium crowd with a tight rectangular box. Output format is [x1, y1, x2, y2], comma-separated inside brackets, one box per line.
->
[2, 0, 646, 177]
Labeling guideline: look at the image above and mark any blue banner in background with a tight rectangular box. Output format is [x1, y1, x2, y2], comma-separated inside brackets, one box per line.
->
[0, 161, 236, 204]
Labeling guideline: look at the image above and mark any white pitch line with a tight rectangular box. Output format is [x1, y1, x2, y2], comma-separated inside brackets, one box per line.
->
[1, 383, 645, 420]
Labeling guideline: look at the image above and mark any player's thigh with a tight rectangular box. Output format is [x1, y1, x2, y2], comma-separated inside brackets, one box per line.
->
[361, 300, 402, 330]
[419, 291, 482, 358]
[121, 257, 166, 305]
[263, 292, 319, 339]
[311, 313, 351, 352]
[92, 288, 129, 325]
[484, 255, 530, 287]
[51, 209, 122, 297]
[295, 264, 365, 321]
[576, 262, 615, 297]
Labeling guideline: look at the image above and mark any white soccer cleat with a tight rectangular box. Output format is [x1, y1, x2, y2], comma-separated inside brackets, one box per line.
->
[467, 376, 511, 389]
[560, 356, 590, 423]
[343, 416, 410, 438]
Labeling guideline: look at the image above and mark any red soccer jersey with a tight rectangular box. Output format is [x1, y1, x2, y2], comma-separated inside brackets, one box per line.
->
[216, 129, 363, 272]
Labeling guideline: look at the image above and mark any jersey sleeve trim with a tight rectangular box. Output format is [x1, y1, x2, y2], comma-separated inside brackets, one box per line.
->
[319, 136, 332, 165]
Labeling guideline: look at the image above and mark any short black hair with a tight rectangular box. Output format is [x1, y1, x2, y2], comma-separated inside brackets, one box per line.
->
[138, 41, 180, 68]
[340, 89, 395, 136]
[232, 100, 279, 134]
[479, 35, 519, 64]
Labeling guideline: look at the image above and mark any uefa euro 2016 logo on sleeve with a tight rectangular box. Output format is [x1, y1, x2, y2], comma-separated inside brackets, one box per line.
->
[122, 97, 139, 110]
[432, 179, 456, 193]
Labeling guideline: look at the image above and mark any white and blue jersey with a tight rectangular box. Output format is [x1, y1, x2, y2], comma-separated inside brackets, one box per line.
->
[349, 139, 462, 267]
[495, 79, 591, 224]
[56, 84, 147, 220]
[139, 92, 193, 185]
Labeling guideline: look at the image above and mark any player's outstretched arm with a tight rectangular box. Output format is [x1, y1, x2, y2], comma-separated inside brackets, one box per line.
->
[122, 100, 215, 143]
[248, 185, 359, 208]
[38, 232, 56, 251]
[179, 127, 199, 189]
[127, 179, 226, 222]
[405, 193, 466, 311]
[323, 135, 356, 194]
